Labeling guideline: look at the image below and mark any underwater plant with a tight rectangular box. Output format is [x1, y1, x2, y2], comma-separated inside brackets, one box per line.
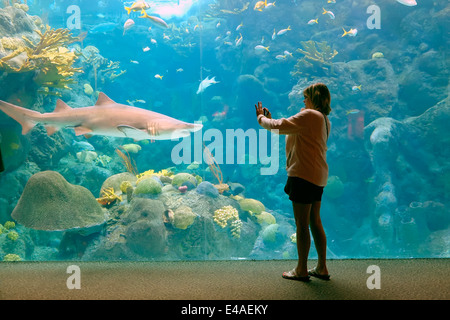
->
[0, 25, 82, 96]
[203, 143, 229, 194]
[292, 40, 338, 77]
[116, 147, 139, 176]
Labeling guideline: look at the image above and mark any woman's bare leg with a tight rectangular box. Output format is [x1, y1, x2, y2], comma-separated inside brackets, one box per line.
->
[292, 202, 311, 277]
[309, 201, 329, 275]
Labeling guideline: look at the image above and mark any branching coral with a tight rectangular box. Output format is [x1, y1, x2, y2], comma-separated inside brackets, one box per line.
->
[0, 25, 82, 96]
[292, 40, 338, 77]
[96, 187, 122, 206]
[77, 45, 126, 91]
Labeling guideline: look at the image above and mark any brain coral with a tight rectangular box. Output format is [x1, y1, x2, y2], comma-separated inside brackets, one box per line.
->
[239, 198, 265, 215]
[134, 177, 162, 195]
[173, 205, 197, 230]
[256, 211, 276, 225]
[171, 173, 197, 188]
[11, 171, 105, 231]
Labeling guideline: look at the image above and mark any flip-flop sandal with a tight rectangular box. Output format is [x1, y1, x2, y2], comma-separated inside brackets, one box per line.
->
[282, 269, 311, 282]
[308, 268, 330, 280]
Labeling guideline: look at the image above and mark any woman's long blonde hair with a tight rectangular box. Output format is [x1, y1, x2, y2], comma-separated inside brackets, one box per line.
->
[303, 83, 331, 115]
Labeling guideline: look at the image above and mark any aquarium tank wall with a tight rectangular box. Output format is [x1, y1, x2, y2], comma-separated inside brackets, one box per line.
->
[0, 0, 448, 262]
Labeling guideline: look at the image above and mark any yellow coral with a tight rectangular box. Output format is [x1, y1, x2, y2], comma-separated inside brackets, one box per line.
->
[96, 187, 122, 206]
[135, 168, 173, 184]
[0, 25, 82, 96]
[213, 205, 239, 228]
[3, 253, 21, 262]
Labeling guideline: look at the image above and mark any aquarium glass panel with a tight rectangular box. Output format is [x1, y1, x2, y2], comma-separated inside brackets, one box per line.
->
[0, 0, 448, 262]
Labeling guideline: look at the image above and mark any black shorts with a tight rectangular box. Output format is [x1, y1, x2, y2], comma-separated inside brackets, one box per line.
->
[284, 176, 324, 204]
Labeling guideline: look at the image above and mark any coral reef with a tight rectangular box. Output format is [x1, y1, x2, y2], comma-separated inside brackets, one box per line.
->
[0, 23, 82, 96]
[75, 45, 126, 92]
[292, 40, 338, 77]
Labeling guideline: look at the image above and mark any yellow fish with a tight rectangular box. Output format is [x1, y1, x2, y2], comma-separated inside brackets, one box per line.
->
[125, 1, 150, 15]
[254, 0, 267, 11]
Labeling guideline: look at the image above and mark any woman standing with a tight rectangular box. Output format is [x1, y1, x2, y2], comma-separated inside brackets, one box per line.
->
[255, 83, 331, 282]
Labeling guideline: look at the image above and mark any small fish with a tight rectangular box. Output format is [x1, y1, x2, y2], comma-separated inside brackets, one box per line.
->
[143, 46, 150, 52]
[123, 19, 135, 35]
[236, 22, 243, 31]
[72, 140, 95, 151]
[139, 11, 169, 29]
[277, 26, 291, 36]
[235, 33, 243, 46]
[216, 21, 221, 28]
[272, 29, 276, 40]
[266, 1, 276, 9]
[346, 109, 360, 115]
[125, 1, 150, 15]
[275, 54, 286, 60]
[352, 85, 362, 91]
[224, 41, 233, 46]
[328, 0, 336, 3]
[342, 27, 358, 37]
[176, 68, 184, 72]
[197, 76, 219, 94]
[254, 0, 267, 11]
[150, 38, 157, 44]
[97, 13, 105, 19]
[396, 0, 417, 6]
[255, 45, 270, 52]
[154, 74, 163, 80]
[215, 36, 221, 42]
[322, 8, 335, 19]
[283, 50, 293, 57]
[9, 142, 19, 150]
[212, 105, 229, 121]
[308, 18, 318, 25]
[130, 60, 139, 64]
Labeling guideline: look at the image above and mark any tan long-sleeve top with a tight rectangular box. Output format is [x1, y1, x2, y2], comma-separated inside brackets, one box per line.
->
[257, 108, 330, 186]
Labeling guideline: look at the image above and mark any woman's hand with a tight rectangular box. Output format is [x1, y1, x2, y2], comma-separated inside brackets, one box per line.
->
[255, 101, 271, 119]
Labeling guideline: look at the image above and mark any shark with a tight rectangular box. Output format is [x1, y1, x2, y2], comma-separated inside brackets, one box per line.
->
[0, 92, 203, 141]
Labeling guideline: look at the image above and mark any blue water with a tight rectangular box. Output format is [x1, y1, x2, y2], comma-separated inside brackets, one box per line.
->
[0, 0, 448, 261]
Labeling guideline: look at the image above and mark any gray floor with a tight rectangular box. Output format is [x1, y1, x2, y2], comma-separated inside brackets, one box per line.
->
[0, 259, 449, 300]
